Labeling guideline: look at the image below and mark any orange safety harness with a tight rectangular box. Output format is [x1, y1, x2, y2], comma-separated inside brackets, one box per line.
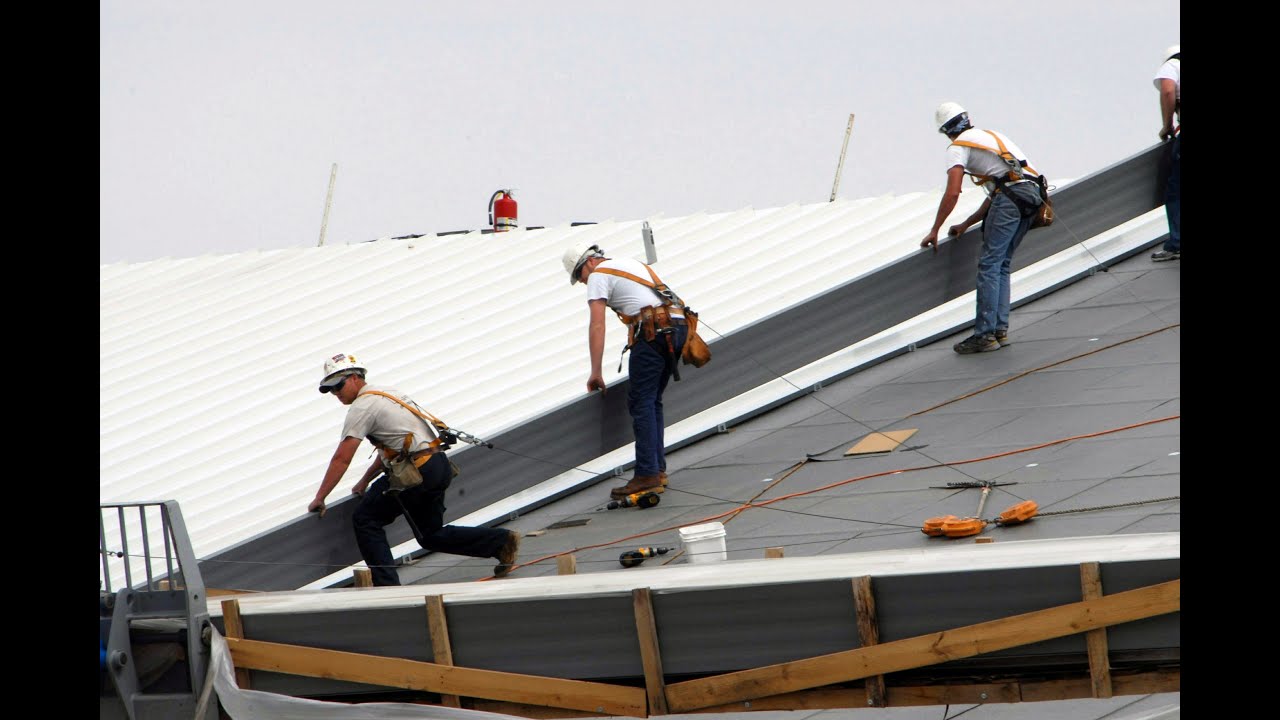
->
[360, 390, 451, 469]
[593, 264, 697, 379]
[950, 129, 1049, 222]
[949, 129, 1041, 188]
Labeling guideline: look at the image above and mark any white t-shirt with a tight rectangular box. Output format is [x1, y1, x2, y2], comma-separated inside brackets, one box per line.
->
[1153, 57, 1180, 121]
[341, 384, 441, 458]
[585, 257, 684, 319]
[945, 128, 1037, 195]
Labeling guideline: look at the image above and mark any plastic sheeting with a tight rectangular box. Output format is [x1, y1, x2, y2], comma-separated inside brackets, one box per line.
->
[208, 630, 520, 720]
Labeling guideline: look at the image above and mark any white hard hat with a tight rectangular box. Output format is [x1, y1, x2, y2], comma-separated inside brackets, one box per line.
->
[562, 243, 604, 285]
[1164, 44, 1180, 61]
[318, 352, 367, 393]
[935, 102, 970, 134]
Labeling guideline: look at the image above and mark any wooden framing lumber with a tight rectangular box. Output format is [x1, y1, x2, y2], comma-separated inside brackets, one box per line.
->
[1079, 561, 1113, 698]
[632, 588, 669, 715]
[353, 568, 373, 587]
[220, 598, 253, 689]
[684, 670, 1180, 714]
[470, 671, 1180, 718]
[225, 636, 648, 716]
[663, 578, 1179, 712]
[425, 595, 462, 708]
[851, 576, 885, 708]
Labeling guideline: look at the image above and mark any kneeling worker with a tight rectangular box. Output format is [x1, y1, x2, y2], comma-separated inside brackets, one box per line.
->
[307, 353, 520, 584]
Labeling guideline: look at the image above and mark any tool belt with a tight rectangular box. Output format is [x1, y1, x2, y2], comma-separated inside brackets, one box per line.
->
[619, 304, 686, 346]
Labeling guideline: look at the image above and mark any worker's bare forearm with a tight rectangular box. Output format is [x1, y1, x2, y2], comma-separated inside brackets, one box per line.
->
[931, 192, 961, 234]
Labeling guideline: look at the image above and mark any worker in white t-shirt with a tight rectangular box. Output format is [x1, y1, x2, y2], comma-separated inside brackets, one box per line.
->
[562, 244, 688, 499]
[1151, 44, 1180, 262]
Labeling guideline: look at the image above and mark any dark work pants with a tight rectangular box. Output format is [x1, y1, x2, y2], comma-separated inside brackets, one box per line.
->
[1163, 133, 1180, 252]
[352, 452, 509, 586]
[628, 324, 688, 477]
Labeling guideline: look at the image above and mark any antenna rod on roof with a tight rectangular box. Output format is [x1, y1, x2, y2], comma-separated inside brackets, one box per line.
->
[317, 163, 338, 247]
[829, 113, 856, 202]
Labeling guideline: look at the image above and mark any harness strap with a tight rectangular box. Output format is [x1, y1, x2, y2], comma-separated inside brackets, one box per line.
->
[359, 390, 447, 462]
[950, 130, 1040, 185]
[593, 265, 689, 377]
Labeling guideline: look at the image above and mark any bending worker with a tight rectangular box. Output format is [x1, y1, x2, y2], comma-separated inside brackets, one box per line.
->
[921, 102, 1044, 354]
[562, 244, 688, 500]
[307, 353, 520, 584]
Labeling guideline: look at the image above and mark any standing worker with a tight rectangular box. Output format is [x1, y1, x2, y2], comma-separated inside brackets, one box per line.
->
[307, 353, 520, 585]
[562, 244, 688, 500]
[921, 102, 1045, 354]
[1151, 44, 1180, 262]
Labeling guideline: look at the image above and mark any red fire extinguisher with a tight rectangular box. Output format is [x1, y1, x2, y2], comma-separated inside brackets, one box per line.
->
[488, 190, 517, 232]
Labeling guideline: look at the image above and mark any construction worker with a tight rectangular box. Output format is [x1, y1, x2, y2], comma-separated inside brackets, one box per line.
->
[307, 353, 519, 585]
[921, 102, 1044, 354]
[562, 244, 688, 499]
[1150, 44, 1180, 262]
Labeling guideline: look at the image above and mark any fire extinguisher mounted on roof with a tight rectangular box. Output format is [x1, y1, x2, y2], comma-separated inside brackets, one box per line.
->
[488, 190, 517, 232]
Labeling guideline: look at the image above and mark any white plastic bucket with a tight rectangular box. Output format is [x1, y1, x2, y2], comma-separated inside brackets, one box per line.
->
[679, 521, 727, 564]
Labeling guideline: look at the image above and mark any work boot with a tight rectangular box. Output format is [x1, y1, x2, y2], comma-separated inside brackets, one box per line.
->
[953, 333, 1001, 354]
[492, 530, 520, 578]
[659, 471, 669, 487]
[610, 474, 663, 499]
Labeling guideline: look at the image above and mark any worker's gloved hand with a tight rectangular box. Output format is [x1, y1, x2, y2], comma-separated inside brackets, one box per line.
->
[307, 499, 325, 516]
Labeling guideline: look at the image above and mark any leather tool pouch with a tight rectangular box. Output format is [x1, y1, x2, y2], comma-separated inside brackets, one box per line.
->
[681, 308, 712, 367]
[385, 432, 425, 493]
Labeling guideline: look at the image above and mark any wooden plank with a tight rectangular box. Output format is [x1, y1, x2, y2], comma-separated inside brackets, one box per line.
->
[354, 568, 373, 587]
[227, 637, 647, 716]
[1022, 669, 1180, 702]
[557, 555, 578, 575]
[471, 700, 602, 719]
[632, 588, 669, 715]
[206, 587, 259, 597]
[220, 598, 253, 689]
[664, 578, 1179, 712]
[764, 547, 784, 559]
[850, 576, 885, 708]
[1079, 562, 1113, 698]
[844, 429, 917, 456]
[687, 670, 1179, 712]
[425, 595, 462, 708]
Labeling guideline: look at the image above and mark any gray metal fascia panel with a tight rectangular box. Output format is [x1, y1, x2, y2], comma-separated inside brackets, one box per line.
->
[200, 143, 1172, 591]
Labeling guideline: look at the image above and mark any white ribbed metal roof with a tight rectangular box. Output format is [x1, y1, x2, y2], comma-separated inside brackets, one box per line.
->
[101, 190, 986, 586]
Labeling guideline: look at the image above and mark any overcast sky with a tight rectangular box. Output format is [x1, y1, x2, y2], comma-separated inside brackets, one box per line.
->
[100, 2, 1179, 265]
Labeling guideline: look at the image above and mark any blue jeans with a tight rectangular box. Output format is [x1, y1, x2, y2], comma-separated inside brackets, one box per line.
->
[627, 324, 687, 477]
[1163, 134, 1180, 252]
[975, 184, 1038, 337]
[352, 453, 509, 586]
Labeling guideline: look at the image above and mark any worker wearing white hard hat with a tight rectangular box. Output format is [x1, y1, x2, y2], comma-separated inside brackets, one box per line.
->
[1150, 44, 1180, 262]
[921, 102, 1045, 354]
[309, 353, 520, 584]
[561, 242, 688, 500]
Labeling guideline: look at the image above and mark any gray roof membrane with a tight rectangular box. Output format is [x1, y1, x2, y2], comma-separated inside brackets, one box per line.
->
[397, 248, 1179, 586]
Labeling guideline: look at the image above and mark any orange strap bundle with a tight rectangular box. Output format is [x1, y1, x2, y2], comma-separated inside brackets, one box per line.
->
[996, 500, 1039, 525]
